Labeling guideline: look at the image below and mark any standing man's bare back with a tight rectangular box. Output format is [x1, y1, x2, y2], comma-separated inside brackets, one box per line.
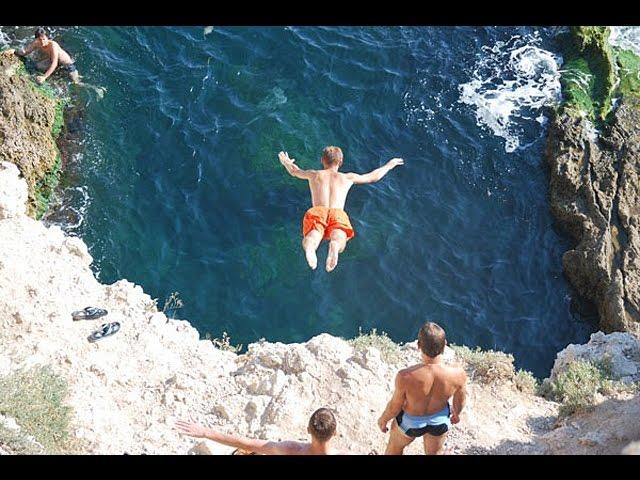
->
[278, 146, 403, 272]
[378, 322, 467, 455]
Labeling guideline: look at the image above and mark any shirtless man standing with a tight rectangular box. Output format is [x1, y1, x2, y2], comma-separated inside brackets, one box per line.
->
[176, 407, 343, 455]
[278, 146, 403, 272]
[378, 322, 467, 455]
[14, 27, 79, 84]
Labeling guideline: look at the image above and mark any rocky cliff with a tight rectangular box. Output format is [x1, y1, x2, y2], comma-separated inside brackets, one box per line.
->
[546, 27, 640, 335]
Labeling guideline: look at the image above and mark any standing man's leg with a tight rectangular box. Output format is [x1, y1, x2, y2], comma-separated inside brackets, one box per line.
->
[384, 420, 414, 455]
[302, 230, 323, 270]
[326, 229, 347, 272]
[423, 432, 447, 455]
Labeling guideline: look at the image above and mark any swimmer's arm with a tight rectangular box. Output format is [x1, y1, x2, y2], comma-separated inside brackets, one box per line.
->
[175, 420, 303, 455]
[451, 370, 468, 424]
[15, 40, 38, 56]
[40, 47, 59, 80]
[345, 158, 404, 184]
[377, 372, 406, 433]
[278, 151, 314, 180]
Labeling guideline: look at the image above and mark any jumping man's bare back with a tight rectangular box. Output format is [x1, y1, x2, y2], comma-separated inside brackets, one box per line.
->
[278, 148, 403, 272]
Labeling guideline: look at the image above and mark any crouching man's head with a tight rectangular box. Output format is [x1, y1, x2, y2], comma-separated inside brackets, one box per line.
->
[307, 407, 337, 444]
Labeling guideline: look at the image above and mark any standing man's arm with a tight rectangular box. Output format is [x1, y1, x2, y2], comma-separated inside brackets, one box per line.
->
[278, 151, 314, 180]
[377, 372, 406, 432]
[37, 47, 58, 84]
[345, 157, 404, 184]
[15, 40, 38, 57]
[175, 420, 303, 455]
[450, 370, 468, 424]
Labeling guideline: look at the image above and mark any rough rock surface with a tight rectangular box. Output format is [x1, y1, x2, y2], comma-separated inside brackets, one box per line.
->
[546, 98, 640, 335]
[1, 164, 639, 454]
[0, 51, 59, 217]
[550, 331, 640, 383]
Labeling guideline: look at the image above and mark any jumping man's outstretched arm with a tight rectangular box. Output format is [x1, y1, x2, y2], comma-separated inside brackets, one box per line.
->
[377, 372, 406, 432]
[278, 151, 315, 180]
[175, 420, 304, 455]
[346, 157, 404, 184]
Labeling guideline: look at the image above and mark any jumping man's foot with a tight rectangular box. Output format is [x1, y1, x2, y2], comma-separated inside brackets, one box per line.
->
[305, 247, 318, 270]
[326, 243, 339, 272]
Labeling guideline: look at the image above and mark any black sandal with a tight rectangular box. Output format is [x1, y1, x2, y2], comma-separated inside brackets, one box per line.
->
[72, 306, 108, 321]
[88, 322, 120, 342]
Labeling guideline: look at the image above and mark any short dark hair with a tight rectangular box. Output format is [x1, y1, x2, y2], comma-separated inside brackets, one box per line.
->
[321, 146, 343, 167]
[308, 408, 336, 442]
[418, 322, 446, 358]
[34, 27, 47, 39]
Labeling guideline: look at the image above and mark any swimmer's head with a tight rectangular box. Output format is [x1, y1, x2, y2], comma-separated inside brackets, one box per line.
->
[321, 146, 343, 169]
[34, 27, 49, 47]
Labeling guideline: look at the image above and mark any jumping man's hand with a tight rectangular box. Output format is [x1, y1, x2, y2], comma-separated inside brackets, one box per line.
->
[278, 151, 295, 167]
[36, 75, 46, 85]
[387, 158, 404, 168]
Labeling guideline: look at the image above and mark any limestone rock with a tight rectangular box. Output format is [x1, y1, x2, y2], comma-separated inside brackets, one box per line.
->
[550, 331, 640, 383]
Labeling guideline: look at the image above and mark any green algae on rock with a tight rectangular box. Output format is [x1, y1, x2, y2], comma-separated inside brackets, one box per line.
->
[557, 27, 640, 124]
[0, 51, 66, 219]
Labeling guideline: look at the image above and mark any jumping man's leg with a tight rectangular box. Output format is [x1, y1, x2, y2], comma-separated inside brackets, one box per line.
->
[302, 230, 323, 270]
[384, 420, 414, 455]
[326, 229, 347, 272]
[423, 432, 448, 455]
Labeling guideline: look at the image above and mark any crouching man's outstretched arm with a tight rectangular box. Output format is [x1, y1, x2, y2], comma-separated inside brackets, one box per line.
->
[175, 420, 304, 455]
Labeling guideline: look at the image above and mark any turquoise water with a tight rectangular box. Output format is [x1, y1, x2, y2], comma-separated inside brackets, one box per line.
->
[3, 26, 595, 377]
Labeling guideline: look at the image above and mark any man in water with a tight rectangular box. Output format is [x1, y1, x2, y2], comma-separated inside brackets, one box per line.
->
[378, 321, 467, 455]
[176, 407, 344, 455]
[13, 27, 79, 84]
[278, 147, 403, 272]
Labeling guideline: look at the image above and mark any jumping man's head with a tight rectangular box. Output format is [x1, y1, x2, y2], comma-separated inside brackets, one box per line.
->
[321, 146, 343, 170]
[34, 27, 49, 47]
[417, 321, 447, 359]
[307, 407, 337, 443]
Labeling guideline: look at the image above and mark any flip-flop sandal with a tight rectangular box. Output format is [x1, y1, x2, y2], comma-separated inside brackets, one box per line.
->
[231, 448, 257, 455]
[88, 322, 120, 343]
[72, 306, 108, 321]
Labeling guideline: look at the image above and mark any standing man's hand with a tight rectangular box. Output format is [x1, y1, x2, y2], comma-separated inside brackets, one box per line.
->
[175, 420, 208, 438]
[377, 416, 389, 433]
[35, 75, 46, 85]
[387, 158, 404, 169]
[450, 410, 460, 425]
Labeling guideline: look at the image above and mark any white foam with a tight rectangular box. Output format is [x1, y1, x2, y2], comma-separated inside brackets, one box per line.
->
[458, 33, 562, 153]
[609, 26, 640, 55]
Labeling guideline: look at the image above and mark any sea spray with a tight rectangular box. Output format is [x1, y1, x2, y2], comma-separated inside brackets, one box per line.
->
[458, 32, 562, 153]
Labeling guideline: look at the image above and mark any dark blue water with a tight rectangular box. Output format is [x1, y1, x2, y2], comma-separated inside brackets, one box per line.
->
[6, 26, 595, 377]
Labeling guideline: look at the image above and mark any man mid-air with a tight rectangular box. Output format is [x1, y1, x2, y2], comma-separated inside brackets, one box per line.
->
[278, 146, 403, 272]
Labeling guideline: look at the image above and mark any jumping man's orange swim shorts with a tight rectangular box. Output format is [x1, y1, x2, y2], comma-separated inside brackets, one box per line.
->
[302, 206, 355, 240]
